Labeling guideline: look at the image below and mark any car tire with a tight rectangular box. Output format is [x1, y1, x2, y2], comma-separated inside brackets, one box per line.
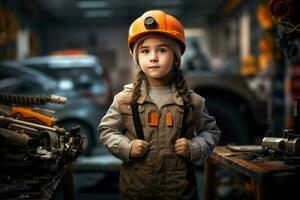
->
[59, 120, 94, 156]
[205, 97, 252, 145]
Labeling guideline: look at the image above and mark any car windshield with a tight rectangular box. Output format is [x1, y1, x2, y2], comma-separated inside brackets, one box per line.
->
[27, 66, 97, 80]
[34, 65, 98, 90]
[21, 56, 104, 90]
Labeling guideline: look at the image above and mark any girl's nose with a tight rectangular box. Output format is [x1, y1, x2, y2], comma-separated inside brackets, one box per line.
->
[150, 51, 158, 62]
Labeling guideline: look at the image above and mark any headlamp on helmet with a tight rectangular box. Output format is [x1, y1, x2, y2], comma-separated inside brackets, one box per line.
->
[128, 10, 186, 55]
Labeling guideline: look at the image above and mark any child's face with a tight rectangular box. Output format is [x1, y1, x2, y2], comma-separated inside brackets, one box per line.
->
[138, 35, 174, 86]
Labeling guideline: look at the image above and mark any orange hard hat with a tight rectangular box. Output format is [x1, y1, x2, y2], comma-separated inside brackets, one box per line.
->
[128, 10, 185, 54]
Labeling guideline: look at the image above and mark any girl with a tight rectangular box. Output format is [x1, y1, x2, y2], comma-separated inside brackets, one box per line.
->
[98, 10, 220, 200]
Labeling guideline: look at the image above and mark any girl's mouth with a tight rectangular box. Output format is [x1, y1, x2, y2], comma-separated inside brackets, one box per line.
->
[149, 66, 159, 69]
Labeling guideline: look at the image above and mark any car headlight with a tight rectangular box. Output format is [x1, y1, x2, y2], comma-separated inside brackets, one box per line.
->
[58, 79, 74, 90]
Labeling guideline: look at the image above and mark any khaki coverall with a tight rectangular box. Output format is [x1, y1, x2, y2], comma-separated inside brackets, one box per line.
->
[98, 82, 220, 200]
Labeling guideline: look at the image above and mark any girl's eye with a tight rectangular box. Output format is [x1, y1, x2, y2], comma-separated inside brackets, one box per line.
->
[157, 48, 167, 53]
[141, 49, 149, 54]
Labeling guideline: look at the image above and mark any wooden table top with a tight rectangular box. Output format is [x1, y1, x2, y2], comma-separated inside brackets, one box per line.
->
[210, 146, 300, 183]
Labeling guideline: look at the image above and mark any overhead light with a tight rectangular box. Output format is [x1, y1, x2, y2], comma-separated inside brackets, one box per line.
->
[83, 10, 113, 18]
[77, 1, 109, 9]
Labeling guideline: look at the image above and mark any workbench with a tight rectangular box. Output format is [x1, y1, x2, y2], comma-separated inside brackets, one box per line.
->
[204, 146, 300, 200]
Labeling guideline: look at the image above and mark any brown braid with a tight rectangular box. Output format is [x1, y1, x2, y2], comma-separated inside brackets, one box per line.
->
[173, 67, 195, 126]
[131, 69, 145, 104]
[173, 67, 192, 104]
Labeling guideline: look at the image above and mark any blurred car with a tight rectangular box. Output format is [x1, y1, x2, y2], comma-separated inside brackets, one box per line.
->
[20, 54, 112, 106]
[0, 61, 108, 156]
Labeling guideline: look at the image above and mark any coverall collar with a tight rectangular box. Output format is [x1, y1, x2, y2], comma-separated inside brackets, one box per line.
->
[127, 80, 184, 106]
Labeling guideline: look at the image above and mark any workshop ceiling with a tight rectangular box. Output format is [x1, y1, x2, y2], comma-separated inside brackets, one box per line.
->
[32, 0, 226, 27]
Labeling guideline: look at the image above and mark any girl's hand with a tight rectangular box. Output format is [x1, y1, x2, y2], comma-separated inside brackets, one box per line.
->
[175, 138, 190, 158]
[130, 140, 149, 158]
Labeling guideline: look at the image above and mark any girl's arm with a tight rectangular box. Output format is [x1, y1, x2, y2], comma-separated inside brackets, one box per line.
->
[98, 95, 134, 161]
[189, 100, 221, 160]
